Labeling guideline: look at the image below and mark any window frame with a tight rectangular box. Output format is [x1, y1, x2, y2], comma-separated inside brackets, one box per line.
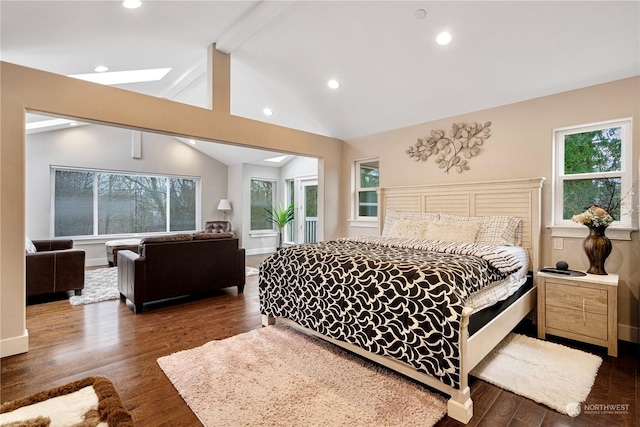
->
[552, 118, 633, 239]
[50, 166, 201, 238]
[353, 158, 380, 223]
[249, 178, 277, 233]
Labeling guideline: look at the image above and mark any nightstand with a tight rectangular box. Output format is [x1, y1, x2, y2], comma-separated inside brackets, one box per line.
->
[537, 270, 618, 356]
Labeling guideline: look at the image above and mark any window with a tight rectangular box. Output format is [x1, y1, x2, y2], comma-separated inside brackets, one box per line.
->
[53, 168, 199, 237]
[553, 118, 632, 229]
[250, 179, 276, 231]
[285, 179, 295, 242]
[355, 159, 379, 219]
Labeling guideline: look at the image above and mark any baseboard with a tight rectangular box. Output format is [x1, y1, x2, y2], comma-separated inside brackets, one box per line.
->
[618, 323, 639, 344]
[1, 329, 29, 358]
[86, 257, 109, 267]
[246, 248, 276, 256]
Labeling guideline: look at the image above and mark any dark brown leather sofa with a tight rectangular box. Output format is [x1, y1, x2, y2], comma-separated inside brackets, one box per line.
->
[26, 239, 85, 297]
[117, 233, 245, 313]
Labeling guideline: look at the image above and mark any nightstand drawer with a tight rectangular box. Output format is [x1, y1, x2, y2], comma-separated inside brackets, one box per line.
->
[546, 305, 608, 340]
[546, 282, 607, 315]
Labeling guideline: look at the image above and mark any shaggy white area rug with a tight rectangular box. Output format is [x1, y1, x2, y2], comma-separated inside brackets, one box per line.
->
[157, 324, 447, 427]
[70, 268, 120, 306]
[471, 333, 602, 416]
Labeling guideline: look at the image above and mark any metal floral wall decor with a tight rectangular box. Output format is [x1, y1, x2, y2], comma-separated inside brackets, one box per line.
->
[406, 121, 491, 173]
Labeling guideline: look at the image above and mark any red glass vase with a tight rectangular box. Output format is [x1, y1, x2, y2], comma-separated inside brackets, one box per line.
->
[583, 224, 612, 275]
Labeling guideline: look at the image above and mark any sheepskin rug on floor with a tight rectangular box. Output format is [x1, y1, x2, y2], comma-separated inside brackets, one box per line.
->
[157, 324, 447, 427]
[70, 268, 120, 306]
[470, 333, 602, 416]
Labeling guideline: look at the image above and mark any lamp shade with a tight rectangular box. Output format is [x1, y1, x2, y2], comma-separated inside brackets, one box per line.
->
[217, 199, 232, 211]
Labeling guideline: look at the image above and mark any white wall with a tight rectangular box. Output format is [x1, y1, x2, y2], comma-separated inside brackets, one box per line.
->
[26, 123, 228, 266]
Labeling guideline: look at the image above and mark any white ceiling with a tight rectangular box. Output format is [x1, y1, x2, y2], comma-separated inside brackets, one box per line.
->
[3, 1, 639, 162]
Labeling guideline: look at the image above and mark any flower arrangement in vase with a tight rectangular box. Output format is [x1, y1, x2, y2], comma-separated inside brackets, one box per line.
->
[571, 205, 613, 275]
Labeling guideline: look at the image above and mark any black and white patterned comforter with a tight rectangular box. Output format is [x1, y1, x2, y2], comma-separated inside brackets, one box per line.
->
[259, 236, 522, 388]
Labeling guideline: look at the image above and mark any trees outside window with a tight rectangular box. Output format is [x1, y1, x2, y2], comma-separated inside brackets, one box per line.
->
[553, 118, 632, 227]
[54, 168, 198, 237]
[355, 159, 379, 219]
[250, 179, 275, 231]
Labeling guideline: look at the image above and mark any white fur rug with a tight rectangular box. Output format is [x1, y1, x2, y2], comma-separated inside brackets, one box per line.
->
[471, 333, 602, 416]
[158, 324, 447, 427]
[70, 268, 119, 306]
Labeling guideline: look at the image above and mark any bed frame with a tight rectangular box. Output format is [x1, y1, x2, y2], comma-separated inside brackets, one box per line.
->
[263, 177, 545, 424]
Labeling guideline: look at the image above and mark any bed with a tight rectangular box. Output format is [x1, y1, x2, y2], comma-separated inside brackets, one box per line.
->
[259, 177, 545, 423]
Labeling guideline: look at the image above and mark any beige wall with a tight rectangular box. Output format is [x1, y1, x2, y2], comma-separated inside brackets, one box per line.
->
[343, 76, 640, 342]
[0, 53, 343, 357]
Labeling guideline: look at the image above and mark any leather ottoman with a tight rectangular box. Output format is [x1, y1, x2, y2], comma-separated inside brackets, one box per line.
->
[105, 238, 141, 266]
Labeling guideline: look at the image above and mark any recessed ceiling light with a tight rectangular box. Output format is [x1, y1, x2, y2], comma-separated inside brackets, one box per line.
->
[436, 31, 452, 46]
[68, 122, 79, 127]
[69, 68, 171, 85]
[188, 139, 196, 145]
[263, 107, 273, 116]
[121, 0, 142, 9]
[415, 9, 427, 19]
[94, 65, 109, 73]
[328, 79, 340, 89]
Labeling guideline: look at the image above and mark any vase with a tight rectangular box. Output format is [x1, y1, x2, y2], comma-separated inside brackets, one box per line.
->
[583, 224, 612, 275]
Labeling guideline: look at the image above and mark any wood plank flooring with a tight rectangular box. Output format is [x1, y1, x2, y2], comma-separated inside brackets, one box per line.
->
[2, 257, 638, 426]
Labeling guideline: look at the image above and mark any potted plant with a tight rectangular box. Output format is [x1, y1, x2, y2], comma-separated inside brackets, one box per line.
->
[265, 203, 295, 249]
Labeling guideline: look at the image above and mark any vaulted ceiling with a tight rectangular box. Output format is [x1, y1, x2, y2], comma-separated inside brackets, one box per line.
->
[3, 1, 639, 159]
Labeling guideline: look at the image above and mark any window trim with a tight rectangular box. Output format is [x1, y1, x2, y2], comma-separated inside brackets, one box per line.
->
[551, 118, 634, 239]
[50, 166, 201, 238]
[353, 157, 380, 221]
[249, 177, 277, 233]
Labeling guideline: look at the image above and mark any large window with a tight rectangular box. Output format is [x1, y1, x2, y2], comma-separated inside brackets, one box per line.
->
[53, 168, 199, 237]
[250, 179, 276, 231]
[553, 118, 632, 229]
[355, 159, 379, 219]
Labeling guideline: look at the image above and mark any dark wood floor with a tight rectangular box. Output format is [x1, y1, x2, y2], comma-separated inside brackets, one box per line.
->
[2, 256, 638, 426]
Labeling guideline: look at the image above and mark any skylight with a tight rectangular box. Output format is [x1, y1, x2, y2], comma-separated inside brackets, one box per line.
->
[264, 155, 288, 163]
[68, 68, 171, 85]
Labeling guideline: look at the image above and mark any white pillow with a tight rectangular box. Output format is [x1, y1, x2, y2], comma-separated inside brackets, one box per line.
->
[439, 214, 522, 246]
[424, 220, 481, 243]
[25, 236, 37, 253]
[381, 209, 439, 236]
[388, 219, 430, 239]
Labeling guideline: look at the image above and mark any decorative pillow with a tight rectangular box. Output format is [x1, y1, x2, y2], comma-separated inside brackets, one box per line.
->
[25, 236, 37, 253]
[388, 219, 431, 239]
[439, 214, 522, 246]
[381, 209, 439, 236]
[424, 220, 481, 243]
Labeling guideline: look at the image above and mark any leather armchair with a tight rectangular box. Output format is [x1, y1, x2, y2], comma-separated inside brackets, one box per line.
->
[26, 239, 85, 297]
[204, 220, 232, 234]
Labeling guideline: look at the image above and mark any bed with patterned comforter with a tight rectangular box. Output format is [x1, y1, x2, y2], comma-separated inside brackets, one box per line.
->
[259, 236, 522, 389]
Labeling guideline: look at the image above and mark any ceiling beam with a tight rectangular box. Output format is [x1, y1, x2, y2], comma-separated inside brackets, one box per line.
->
[215, 0, 296, 53]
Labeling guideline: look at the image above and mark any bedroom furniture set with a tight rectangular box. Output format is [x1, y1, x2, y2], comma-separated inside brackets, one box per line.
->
[260, 177, 546, 424]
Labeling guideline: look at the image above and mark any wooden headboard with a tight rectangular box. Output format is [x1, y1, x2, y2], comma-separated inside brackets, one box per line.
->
[378, 177, 545, 274]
